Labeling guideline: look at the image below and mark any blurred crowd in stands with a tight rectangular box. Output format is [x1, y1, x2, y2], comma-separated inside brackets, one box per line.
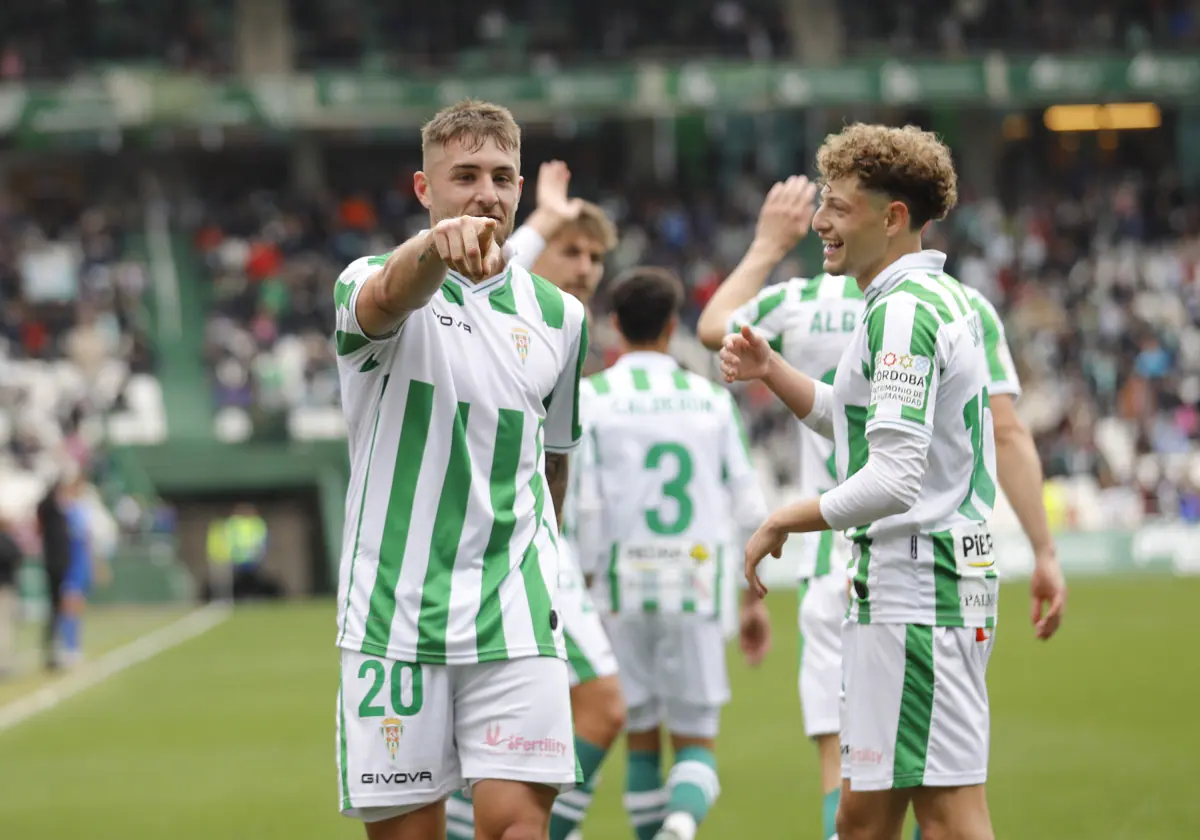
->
[1, 0, 1200, 559]
[1, 0, 1198, 82]
[0, 188, 171, 555]
[181, 141, 1200, 527]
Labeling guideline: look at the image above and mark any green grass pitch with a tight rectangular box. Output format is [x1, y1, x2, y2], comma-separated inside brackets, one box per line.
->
[1, 576, 1197, 839]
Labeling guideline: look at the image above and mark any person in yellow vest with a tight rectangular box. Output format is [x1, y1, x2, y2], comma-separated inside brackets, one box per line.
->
[207, 504, 280, 601]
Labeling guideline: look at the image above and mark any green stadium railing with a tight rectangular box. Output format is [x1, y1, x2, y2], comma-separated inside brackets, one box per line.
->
[1, 54, 1198, 143]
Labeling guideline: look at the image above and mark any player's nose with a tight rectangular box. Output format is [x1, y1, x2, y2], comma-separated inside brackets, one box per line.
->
[474, 178, 500, 208]
[811, 205, 830, 233]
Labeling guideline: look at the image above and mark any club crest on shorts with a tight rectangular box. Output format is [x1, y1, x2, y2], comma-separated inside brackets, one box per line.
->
[380, 717, 404, 761]
[511, 327, 531, 364]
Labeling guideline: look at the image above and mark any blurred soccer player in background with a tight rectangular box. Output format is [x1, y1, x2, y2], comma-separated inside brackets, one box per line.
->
[574, 267, 771, 840]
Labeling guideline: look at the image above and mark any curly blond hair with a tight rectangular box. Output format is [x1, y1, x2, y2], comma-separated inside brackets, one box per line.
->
[816, 123, 958, 228]
[421, 99, 520, 163]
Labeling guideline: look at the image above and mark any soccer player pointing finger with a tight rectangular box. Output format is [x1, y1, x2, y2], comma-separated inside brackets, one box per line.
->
[723, 124, 1000, 840]
[331, 100, 589, 840]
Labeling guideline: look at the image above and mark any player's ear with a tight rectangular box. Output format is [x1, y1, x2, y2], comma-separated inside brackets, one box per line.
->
[886, 200, 910, 237]
[414, 171, 432, 210]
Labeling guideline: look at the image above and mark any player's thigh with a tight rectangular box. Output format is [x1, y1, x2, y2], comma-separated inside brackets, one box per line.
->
[455, 656, 578, 793]
[798, 573, 846, 739]
[911, 782, 994, 840]
[836, 780, 909, 840]
[603, 613, 659, 731]
[362, 802, 447, 840]
[472, 778, 558, 840]
[661, 615, 729, 739]
[921, 626, 995, 789]
[336, 650, 459, 821]
[570, 675, 626, 746]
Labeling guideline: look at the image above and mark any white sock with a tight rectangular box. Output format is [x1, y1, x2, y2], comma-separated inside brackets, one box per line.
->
[662, 812, 697, 840]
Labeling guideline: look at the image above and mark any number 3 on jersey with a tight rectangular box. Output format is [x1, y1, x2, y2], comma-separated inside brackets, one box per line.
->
[644, 442, 694, 535]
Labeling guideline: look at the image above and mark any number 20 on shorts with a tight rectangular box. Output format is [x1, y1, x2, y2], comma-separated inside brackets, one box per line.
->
[357, 659, 424, 718]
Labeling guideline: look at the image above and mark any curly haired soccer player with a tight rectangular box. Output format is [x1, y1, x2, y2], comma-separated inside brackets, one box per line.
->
[720, 123, 1062, 840]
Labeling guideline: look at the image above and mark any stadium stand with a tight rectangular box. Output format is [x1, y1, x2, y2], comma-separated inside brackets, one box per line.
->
[0, 186, 169, 543]
[0, 0, 1197, 589]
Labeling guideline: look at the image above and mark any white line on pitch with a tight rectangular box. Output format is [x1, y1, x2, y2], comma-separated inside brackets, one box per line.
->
[0, 603, 232, 735]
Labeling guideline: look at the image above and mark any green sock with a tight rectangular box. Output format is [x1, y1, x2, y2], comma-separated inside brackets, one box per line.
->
[624, 749, 666, 840]
[664, 745, 720, 830]
[549, 738, 609, 840]
[914, 826, 923, 840]
[823, 787, 840, 840]
[445, 789, 474, 840]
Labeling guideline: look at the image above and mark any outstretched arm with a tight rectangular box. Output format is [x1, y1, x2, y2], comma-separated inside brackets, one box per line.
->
[720, 326, 834, 439]
[356, 216, 504, 337]
[697, 176, 817, 349]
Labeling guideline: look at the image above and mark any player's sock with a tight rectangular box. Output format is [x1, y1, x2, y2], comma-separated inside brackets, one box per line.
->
[913, 826, 923, 840]
[823, 787, 840, 840]
[624, 749, 667, 840]
[662, 745, 720, 839]
[444, 790, 474, 840]
[57, 613, 80, 653]
[549, 737, 607, 840]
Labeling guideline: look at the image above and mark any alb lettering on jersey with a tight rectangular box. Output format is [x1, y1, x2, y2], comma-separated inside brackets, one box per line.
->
[871, 351, 932, 409]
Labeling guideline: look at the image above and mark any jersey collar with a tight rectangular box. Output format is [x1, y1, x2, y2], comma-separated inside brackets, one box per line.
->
[445, 266, 512, 296]
[612, 350, 677, 369]
[863, 250, 947, 305]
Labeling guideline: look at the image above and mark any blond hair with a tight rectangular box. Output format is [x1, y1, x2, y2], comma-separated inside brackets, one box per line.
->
[816, 123, 958, 228]
[558, 200, 618, 252]
[421, 99, 521, 163]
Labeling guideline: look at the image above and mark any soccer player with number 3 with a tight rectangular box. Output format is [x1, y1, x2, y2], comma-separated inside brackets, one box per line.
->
[573, 267, 771, 840]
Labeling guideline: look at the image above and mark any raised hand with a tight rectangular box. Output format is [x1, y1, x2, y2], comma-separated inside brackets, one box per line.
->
[431, 215, 507, 282]
[720, 325, 774, 383]
[754, 175, 818, 258]
[536, 160, 584, 221]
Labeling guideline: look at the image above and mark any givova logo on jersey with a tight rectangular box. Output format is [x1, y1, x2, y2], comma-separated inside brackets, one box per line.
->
[871, 351, 931, 409]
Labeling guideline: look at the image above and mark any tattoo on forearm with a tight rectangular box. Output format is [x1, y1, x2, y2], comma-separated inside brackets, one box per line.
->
[417, 244, 436, 264]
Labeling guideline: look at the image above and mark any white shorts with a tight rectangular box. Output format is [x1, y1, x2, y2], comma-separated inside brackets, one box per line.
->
[604, 612, 729, 739]
[840, 622, 994, 792]
[558, 544, 619, 687]
[336, 651, 578, 822]
[798, 572, 848, 738]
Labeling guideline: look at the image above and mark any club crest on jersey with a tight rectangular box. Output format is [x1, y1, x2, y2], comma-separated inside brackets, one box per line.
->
[511, 327, 531, 364]
[689, 543, 711, 563]
[380, 717, 404, 761]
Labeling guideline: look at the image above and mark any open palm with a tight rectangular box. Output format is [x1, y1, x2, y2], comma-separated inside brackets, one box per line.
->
[720, 325, 773, 383]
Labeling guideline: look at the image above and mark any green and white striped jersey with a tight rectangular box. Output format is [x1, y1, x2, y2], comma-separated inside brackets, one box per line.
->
[832, 251, 999, 628]
[574, 352, 768, 618]
[332, 253, 588, 665]
[728, 273, 865, 579]
[962, 286, 1021, 398]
